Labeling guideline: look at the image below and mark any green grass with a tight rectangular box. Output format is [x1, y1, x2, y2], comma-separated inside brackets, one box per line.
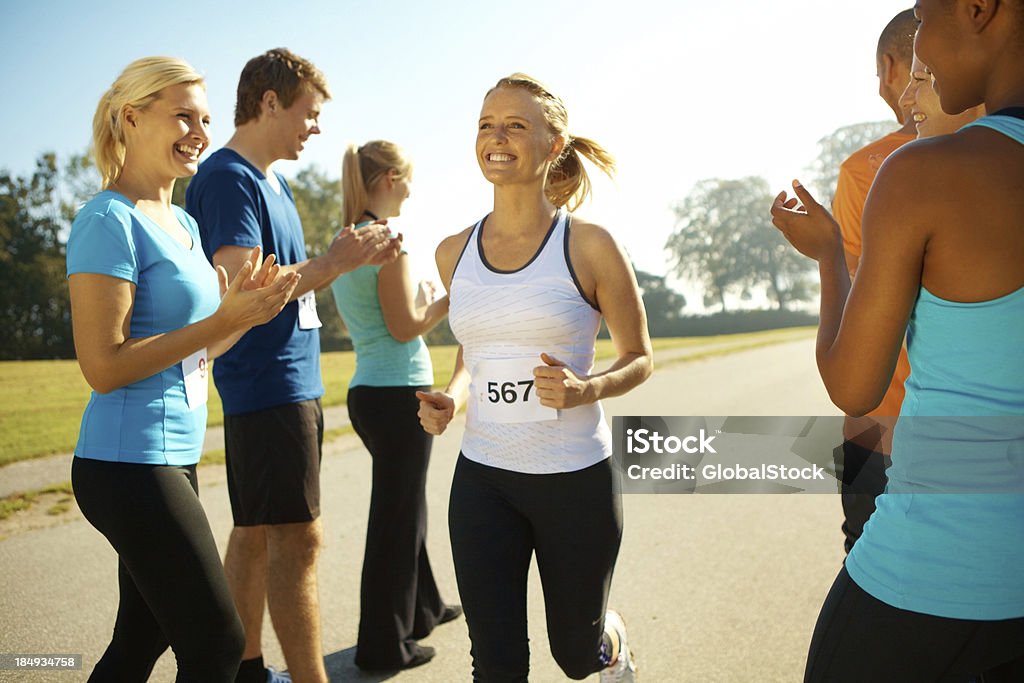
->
[0, 481, 74, 521]
[0, 329, 815, 466]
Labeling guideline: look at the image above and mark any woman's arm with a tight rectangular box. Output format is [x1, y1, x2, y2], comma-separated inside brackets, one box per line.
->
[415, 227, 474, 434]
[417, 345, 470, 436]
[533, 221, 654, 409]
[377, 252, 449, 342]
[71, 250, 298, 393]
[770, 154, 929, 415]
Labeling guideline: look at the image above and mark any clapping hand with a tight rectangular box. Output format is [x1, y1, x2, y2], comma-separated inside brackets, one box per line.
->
[329, 222, 403, 273]
[770, 180, 842, 261]
[216, 246, 300, 330]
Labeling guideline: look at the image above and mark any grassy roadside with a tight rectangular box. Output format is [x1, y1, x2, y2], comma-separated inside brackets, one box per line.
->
[0, 328, 815, 467]
[0, 481, 75, 521]
[0, 328, 817, 522]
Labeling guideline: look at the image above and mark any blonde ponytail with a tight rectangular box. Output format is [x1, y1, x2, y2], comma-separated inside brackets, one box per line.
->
[341, 144, 369, 226]
[547, 135, 616, 212]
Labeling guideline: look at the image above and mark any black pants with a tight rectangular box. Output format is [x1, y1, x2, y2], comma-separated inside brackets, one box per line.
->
[347, 385, 445, 668]
[835, 440, 890, 553]
[72, 457, 244, 682]
[805, 567, 1024, 682]
[449, 454, 623, 682]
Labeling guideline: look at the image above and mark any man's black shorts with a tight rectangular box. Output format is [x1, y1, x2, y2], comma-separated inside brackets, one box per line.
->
[224, 398, 323, 526]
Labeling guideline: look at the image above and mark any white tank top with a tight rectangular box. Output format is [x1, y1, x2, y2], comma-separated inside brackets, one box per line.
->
[449, 210, 613, 474]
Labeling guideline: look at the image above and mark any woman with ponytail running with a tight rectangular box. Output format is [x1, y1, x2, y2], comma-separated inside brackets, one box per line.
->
[418, 74, 652, 682]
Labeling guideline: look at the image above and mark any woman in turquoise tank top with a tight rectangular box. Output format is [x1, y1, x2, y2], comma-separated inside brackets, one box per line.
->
[331, 140, 457, 671]
[771, 1, 1024, 679]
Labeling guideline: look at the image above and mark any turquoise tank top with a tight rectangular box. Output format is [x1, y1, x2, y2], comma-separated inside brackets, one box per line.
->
[846, 113, 1024, 620]
[329, 223, 433, 388]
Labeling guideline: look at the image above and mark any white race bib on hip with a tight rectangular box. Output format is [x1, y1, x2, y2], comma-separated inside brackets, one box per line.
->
[183, 348, 208, 411]
[475, 357, 558, 424]
[297, 291, 322, 330]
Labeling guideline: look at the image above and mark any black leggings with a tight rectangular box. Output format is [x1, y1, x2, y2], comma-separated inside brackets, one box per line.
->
[347, 385, 445, 668]
[449, 454, 623, 682]
[835, 440, 890, 554]
[72, 457, 244, 682]
[805, 566, 1024, 682]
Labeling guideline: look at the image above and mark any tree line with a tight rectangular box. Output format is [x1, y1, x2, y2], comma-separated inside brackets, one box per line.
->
[0, 121, 890, 360]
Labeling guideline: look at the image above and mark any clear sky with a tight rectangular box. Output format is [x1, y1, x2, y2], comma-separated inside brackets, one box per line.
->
[1, 0, 909, 309]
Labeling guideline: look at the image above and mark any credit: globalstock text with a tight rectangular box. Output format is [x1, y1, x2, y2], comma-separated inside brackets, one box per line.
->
[623, 428, 826, 482]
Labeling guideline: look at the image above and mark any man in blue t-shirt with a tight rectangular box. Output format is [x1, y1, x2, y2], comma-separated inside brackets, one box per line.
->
[187, 48, 398, 683]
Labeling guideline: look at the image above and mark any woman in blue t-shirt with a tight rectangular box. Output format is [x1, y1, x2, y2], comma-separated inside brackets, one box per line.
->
[67, 57, 299, 681]
[330, 140, 455, 670]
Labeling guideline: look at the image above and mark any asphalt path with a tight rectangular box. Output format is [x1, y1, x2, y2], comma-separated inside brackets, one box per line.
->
[0, 338, 845, 682]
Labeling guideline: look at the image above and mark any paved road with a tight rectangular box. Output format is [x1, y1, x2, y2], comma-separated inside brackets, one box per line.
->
[0, 338, 846, 682]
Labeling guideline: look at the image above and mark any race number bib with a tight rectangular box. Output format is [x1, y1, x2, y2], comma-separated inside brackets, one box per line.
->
[297, 291, 322, 330]
[183, 348, 209, 411]
[476, 357, 558, 424]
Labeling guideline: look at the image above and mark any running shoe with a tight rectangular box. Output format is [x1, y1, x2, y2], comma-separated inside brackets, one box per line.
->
[266, 666, 291, 683]
[600, 609, 637, 683]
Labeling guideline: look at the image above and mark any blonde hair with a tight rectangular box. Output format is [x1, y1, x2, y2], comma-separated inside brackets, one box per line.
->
[487, 73, 615, 211]
[91, 57, 205, 189]
[341, 141, 412, 226]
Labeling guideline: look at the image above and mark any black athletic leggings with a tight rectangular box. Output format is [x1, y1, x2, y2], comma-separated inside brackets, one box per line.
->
[72, 457, 244, 682]
[449, 454, 623, 682]
[805, 566, 1024, 682]
[347, 385, 445, 668]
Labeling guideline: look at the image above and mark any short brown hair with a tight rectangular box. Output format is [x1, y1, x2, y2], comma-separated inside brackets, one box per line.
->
[234, 48, 331, 126]
[876, 9, 917, 68]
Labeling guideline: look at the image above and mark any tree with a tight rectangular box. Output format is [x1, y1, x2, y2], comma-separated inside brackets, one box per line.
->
[634, 268, 687, 335]
[666, 177, 815, 312]
[806, 120, 897, 202]
[0, 154, 75, 359]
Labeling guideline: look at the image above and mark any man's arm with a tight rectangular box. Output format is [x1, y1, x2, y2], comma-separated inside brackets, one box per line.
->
[213, 224, 399, 301]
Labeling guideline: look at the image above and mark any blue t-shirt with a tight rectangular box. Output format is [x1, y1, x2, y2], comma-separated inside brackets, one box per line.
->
[66, 191, 220, 465]
[186, 148, 323, 415]
[330, 225, 433, 388]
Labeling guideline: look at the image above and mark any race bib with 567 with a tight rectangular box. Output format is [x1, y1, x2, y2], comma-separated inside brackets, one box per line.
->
[297, 291, 322, 330]
[475, 357, 558, 424]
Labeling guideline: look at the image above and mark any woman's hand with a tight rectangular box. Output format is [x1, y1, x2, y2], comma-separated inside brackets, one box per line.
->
[770, 180, 844, 262]
[215, 246, 300, 332]
[415, 280, 439, 308]
[416, 390, 456, 435]
[533, 353, 592, 409]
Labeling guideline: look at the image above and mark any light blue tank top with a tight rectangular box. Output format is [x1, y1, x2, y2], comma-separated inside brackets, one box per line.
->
[329, 222, 433, 388]
[846, 113, 1024, 620]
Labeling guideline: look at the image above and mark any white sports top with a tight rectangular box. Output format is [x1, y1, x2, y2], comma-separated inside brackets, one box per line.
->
[449, 210, 613, 474]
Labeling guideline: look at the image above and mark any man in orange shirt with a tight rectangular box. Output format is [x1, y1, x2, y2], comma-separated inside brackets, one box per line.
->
[833, 8, 918, 553]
